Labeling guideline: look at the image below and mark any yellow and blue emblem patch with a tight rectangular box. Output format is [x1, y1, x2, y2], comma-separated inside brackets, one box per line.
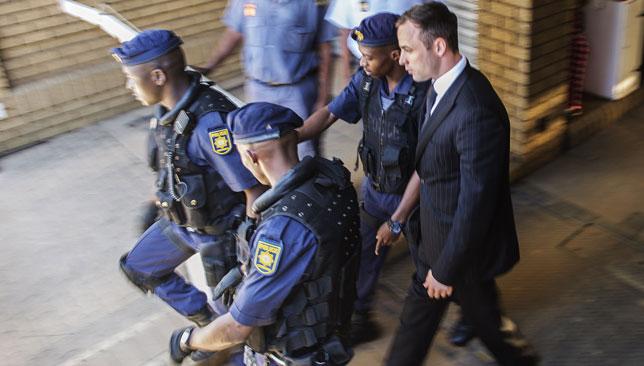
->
[253, 237, 282, 276]
[209, 128, 232, 155]
[353, 30, 364, 42]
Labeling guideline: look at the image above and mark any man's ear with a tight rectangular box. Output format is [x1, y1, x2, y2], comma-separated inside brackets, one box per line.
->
[245, 149, 259, 165]
[150, 68, 167, 86]
[434, 37, 447, 57]
[390, 48, 401, 62]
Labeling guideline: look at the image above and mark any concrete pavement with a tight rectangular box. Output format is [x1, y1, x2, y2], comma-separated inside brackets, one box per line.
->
[1, 89, 643, 366]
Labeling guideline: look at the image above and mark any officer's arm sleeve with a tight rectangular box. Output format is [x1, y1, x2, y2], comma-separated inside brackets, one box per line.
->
[190, 112, 259, 192]
[222, 0, 244, 32]
[327, 71, 363, 124]
[230, 217, 317, 327]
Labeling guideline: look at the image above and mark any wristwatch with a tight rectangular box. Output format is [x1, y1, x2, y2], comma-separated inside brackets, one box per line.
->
[387, 219, 404, 236]
[180, 326, 195, 351]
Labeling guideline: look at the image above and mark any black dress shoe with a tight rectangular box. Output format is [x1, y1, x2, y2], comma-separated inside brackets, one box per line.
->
[449, 318, 475, 347]
[350, 311, 381, 345]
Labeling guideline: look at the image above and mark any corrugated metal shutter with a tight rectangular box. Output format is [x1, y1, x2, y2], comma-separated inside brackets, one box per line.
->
[443, 0, 478, 67]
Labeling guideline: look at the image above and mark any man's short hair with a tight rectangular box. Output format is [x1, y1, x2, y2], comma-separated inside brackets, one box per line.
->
[397, 2, 459, 53]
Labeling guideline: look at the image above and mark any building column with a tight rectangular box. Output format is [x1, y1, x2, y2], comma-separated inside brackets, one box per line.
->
[477, 0, 576, 178]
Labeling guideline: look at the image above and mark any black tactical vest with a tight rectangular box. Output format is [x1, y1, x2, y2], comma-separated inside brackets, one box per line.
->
[151, 78, 245, 235]
[357, 70, 429, 194]
[247, 157, 360, 363]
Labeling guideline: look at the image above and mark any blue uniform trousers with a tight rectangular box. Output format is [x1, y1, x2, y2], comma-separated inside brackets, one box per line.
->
[244, 74, 319, 158]
[355, 179, 402, 312]
[123, 218, 221, 316]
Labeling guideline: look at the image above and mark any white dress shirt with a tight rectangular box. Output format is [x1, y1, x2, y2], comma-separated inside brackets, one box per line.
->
[429, 55, 467, 115]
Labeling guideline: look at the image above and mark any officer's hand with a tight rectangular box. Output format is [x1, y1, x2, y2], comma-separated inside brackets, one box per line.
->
[375, 222, 396, 256]
[423, 270, 453, 299]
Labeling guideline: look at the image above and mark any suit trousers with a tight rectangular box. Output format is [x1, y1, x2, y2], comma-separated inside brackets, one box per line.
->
[386, 267, 533, 366]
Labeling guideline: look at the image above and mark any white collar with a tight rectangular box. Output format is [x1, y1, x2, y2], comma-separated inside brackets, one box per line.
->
[432, 55, 467, 106]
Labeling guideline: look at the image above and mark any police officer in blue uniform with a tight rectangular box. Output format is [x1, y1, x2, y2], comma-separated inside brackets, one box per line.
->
[112, 30, 266, 346]
[297, 13, 429, 344]
[195, 0, 336, 158]
[169, 102, 360, 366]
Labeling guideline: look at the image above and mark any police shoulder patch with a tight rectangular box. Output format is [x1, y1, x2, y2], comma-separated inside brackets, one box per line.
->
[209, 128, 232, 155]
[253, 237, 283, 276]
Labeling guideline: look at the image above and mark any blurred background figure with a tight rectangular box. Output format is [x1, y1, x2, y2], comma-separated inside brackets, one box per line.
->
[196, 0, 336, 158]
[325, 0, 425, 85]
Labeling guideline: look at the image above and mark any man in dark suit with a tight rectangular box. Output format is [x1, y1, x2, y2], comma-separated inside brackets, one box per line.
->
[381, 3, 538, 365]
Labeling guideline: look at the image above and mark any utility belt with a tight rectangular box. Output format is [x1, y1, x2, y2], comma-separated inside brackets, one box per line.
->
[156, 187, 244, 236]
[357, 141, 409, 195]
[252, 68, 318, 87]
[368, 178, 385, 194]
[365, 173, 403, 195]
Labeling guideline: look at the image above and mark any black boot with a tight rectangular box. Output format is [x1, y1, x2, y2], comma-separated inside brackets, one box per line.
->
[449, 316, 476, 347]
[350, 310, 381, 345]
[186, 305, 216, 327]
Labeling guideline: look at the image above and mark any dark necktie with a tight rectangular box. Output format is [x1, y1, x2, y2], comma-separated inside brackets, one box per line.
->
[421, 86, 438, 129]
[426, 85, 438, 116]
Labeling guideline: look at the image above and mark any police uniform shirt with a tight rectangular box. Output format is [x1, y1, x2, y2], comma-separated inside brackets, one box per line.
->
[327, 69, 415, 124]
[230, 216, 318, 326]
[325, 0, 424, 59]
[186, 111, 259, 192]
[223, 0, 336, 85]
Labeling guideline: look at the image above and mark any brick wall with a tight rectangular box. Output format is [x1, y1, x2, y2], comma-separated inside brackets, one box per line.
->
[0, 0, 242, 154]
[0, 56, 9, 95]
[477, 0, 576, 178]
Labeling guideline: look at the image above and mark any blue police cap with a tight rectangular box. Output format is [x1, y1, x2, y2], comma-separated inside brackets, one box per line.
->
[111, 29, 183, 66]
[351, 12, 399, 47]
[228, 102, 303, 145]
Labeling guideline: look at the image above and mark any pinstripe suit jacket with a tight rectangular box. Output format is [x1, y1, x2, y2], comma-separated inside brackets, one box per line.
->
[414, 62, 519, 286]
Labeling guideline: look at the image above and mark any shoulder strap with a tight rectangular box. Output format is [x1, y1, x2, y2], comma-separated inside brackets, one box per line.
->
[395, 82, 419, 114]
[188, 83, 238, 119]
[358, 71, 374, 121]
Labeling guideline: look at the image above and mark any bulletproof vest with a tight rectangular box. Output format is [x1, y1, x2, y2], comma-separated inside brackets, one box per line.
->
[247, 157, 360, 361]
[153, 80, 245, 235]
[357, 71, 428, 194]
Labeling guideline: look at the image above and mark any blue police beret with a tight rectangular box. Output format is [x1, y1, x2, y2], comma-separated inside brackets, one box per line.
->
[111, 29, 183, 66]
[351, 12, 399, 47]
[227, 102, 303, 144]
